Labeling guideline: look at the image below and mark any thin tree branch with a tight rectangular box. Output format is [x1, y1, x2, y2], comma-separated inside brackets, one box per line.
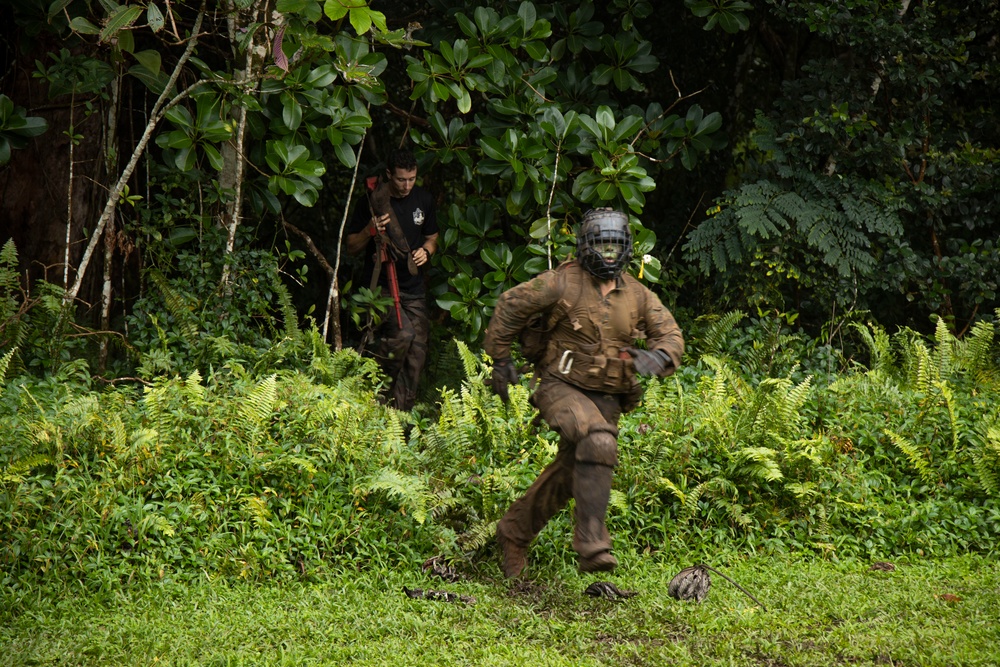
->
[327, 134, 368, 348]
[64, 3, 207, 305]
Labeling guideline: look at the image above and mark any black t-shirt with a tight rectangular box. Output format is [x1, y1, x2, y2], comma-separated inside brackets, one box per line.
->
[349, 185, 438, 296]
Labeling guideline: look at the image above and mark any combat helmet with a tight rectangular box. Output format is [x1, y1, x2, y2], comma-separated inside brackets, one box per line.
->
[576, 208, 633, 280]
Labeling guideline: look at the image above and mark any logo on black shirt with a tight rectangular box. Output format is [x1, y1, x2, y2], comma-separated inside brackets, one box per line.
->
[413, 208, 425, 226]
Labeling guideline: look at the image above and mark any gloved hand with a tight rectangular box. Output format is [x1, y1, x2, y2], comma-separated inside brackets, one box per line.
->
[490, 357, 520, 403]
[626, 347, 673, 377]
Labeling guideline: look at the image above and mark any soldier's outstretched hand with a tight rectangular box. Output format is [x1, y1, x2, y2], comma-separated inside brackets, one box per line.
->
[490, 358, 519, 403]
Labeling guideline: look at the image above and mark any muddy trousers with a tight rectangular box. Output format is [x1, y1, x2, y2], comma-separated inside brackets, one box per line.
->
[374, 294, 429, 412]
[497, 379, 622, 559]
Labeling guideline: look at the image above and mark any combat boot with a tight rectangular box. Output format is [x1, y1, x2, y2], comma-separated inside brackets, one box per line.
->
[579, 550, 618, 573]
[496, 528, 527, 578]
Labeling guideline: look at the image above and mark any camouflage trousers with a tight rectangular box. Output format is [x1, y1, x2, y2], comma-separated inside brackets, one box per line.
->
[497, 374, 623, 559]
[373, 294, 430, 412]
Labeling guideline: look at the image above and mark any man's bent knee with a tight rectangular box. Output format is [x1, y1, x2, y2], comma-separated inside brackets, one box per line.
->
[575, 424, 618, 467]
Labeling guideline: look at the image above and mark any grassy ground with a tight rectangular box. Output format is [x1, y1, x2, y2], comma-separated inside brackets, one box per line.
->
[2, 553, 998, 666]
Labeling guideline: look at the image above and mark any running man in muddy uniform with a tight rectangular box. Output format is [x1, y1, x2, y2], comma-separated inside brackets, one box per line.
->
[484, 208, 684, 576]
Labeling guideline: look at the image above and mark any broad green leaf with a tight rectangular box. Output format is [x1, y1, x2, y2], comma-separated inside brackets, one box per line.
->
[167, 227, 197, 246]
[456, 87, 472, 114]
[324, 0, 348, 21]
[146, 3, 164, 32]
[696, 111, 723, 135]
[518, 1, 536, 31]
[595, 106, 615, 132]
[202, 144, 224, 171]
[47, 0, 74, 18]
[282, 93, 302, 130]
[455, 13, 477, 37]
[174, 145, 196, 171]
[115, 29, 134, 53]
[334, 140, 356, 168]
[133, 49, 161, 74]
[127, 64, 169, 94]
[164, 106, 194, 129]
[70, 16, 101, 34]
[523, 40, 548, 61]
[349, 6, 373, 35]
[100, 5, 143, 42]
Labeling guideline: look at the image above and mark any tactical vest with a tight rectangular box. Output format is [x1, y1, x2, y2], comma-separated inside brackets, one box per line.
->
[535, 262, 644, 395]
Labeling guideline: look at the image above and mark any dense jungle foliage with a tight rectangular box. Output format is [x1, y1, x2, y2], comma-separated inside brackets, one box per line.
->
[1, 0, 999, 595]
[3, 231, 1000, 591]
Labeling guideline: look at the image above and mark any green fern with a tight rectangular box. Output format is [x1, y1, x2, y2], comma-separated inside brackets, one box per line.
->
[852, 322, 894, 376]
[972, 426, 1000, 495]
[933, 316, 954, 378]
[457, 518, 498, 552]
[148, 268, 200, 342]
[885, 429, 936, 484]
[359, 468, 432, 524]
[240, 374, 277, 430]
[183, 369, 206, 404]
[455, 340, 483, 380]
[0, 454, 51, 484]
[933, 380, 960, 451]
[240, 496, 272, 528]
[956, 319, 997, 385]
[0, 347, 15, 384]
[272, 274, 300, 340]
[735, 446, 783, 483]
[694, 311, 746, 357]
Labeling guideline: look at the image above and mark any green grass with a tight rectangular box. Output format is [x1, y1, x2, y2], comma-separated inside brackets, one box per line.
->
[3, 554, 998, 666]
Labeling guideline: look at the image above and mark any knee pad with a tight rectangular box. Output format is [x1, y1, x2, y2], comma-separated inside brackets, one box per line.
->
[575, 424, 618, 467]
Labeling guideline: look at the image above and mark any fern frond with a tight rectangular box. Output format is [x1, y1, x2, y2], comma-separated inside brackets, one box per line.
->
[658, 477, 688, 505]
[455, 340, 482, 380]
[359, 468, 431, 524]
[956, 320, 994, 377]
[0, 347, 15, 384]
[0, 454, 51, 484]
[785, 375, 813, 419]
[184, 369, 206, 403]
[679, 481, 708, 523]
[242, 374, 277, 429]
[241, 496, 272, 528]
[851, 322, 893, 375]
[784, 481, 818, 500]
[695, 311, 746, 357]
[735, 446, 783, 482]
[272, 274, 300, 339]
[457, 519, 498, 552]
[933, 380, 959, 450]
[609, 489, 628, 513]
[973, 426, 1000, 495]
[933, 316, 954, 378]
[148, 268, 200, 342]
[885, 429, 936, 484]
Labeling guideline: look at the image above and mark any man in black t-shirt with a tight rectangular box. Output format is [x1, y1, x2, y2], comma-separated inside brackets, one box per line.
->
[344, 149, 439, 411]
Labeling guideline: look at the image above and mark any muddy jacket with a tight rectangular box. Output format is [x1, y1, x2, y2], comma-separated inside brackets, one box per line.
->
[483, 261, 684, 398]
